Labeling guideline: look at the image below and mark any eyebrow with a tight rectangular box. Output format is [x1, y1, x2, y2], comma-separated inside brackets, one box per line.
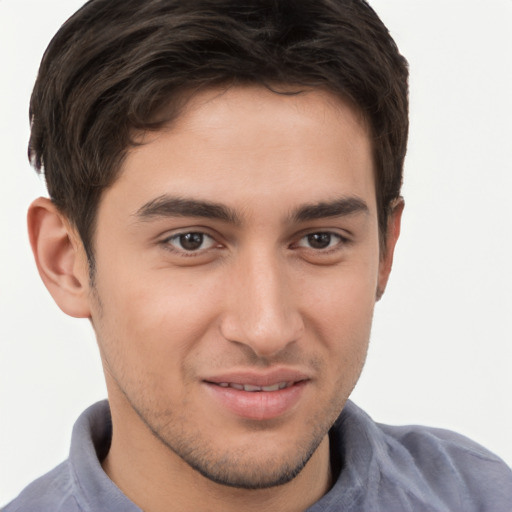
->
[134, 194, 369, 225]
[291, 197, 369, 222]
[134, 195, 242, 224]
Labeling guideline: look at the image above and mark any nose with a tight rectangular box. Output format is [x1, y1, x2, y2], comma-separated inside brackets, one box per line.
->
[220, 249, 304, 359]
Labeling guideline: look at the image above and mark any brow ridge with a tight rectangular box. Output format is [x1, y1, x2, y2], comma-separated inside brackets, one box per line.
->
[135, 195, 368, 225]
[291, 197, 369, 222]
[134, 195, 241, 224]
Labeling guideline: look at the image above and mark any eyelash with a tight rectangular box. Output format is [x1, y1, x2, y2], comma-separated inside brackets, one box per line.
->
[161, 232, 219, 256]
[159, 230, 350, 257]
[293, 232, 349, 252]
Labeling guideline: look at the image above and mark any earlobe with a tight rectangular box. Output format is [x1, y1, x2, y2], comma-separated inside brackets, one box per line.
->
[28, 197, 92, 318]
[376, 198, 404, 300]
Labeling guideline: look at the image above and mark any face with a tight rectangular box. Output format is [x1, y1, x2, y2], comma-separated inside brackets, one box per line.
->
[87, 86, 390, 489]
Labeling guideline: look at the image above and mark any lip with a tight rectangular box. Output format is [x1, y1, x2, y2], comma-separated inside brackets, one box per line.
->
[204, 368, 310, 387]
[203, 368, 310, 421]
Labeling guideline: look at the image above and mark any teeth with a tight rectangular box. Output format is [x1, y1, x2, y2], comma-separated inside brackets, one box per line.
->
[244, 384, 262, 392]
[260, 384, 279, 391]
[216, 382, 292, 392]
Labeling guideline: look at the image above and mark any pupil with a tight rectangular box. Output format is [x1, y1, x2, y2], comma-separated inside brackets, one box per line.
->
[308, 233, 331, 249]
[180, 233, 204, 251]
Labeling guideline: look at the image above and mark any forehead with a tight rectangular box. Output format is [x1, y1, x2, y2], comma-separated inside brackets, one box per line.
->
[100, 85, 376, 222]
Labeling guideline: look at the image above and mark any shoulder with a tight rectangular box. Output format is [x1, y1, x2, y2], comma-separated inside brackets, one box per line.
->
[2, 401, 138, 512]
[378, 421, 512, 509]
[2, 461, 81, 512]
[324, 401, 512, 512]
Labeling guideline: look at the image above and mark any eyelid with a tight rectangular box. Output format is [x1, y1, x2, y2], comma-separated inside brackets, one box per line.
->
[159, 228, 223, 256]
[293, 228, 351, 244]
[289, 230, 353, 262]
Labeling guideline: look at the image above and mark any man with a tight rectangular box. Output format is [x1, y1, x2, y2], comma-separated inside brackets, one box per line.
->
[3, 0, 511, 511]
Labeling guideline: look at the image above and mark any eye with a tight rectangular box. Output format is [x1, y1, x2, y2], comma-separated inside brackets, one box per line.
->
[164, 232, 217, 253]
[296, 232, 345, 250]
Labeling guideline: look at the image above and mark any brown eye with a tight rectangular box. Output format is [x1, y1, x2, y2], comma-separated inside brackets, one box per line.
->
[297, 232, 343, 250]
[165, 232, 216, 252]
[179, 233, 204, 251]
[307, 233, 333, 249]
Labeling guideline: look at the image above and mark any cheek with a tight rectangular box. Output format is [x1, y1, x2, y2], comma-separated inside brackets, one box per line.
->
[301, 260, 378, 331]
[91, 267, 221, 379]
[298, 261, 377, 380]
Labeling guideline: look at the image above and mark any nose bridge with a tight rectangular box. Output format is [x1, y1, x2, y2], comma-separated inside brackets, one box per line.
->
[221, 245, 303, 357]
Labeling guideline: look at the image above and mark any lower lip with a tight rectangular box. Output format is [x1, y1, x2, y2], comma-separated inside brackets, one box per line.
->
[204, 381, 308, 421]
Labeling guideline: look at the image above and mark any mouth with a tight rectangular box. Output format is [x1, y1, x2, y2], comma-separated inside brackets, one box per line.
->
[203, 370, 310, 420]
[212, 381, 296, 392]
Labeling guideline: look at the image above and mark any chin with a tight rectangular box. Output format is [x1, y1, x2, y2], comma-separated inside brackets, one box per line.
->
[181, 442, 320, 490]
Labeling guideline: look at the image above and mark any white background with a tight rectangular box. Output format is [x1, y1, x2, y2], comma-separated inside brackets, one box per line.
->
[1, 0, 511, 506]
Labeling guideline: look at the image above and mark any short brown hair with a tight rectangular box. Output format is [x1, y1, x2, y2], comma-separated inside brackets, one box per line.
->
[29, 0, 408, 264]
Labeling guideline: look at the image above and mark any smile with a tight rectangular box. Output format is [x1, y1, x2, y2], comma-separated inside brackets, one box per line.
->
[203, 371, 310, 420]
[215, 382, 294, 392]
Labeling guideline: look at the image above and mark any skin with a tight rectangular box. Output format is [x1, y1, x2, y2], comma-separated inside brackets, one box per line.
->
[29, 86, 402, 512]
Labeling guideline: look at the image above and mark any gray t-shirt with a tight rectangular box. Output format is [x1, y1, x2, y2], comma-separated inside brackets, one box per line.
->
[3, 400, 512, 511]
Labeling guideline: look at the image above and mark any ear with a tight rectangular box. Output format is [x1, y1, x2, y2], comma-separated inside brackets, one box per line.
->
[28, 197, 92, 318]
[376, 198, 404, 300]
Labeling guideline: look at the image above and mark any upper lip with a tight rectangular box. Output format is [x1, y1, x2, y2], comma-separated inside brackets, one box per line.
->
[203, 368, 311, 387]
